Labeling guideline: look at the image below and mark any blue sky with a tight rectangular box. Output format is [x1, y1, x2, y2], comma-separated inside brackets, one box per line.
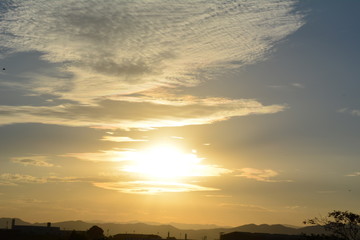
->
[0, 0, 359, 226]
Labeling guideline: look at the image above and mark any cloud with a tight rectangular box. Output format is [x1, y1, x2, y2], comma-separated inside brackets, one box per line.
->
[205, 194, 232, 198]
[352, 110, 360, 116]
[63, 149, 135, 162]
[0, 97, 286, 130]
[0, 0, 303, 132]
[269, 83, 304, 89]
[101, 136, 148, 143]
[11, 156, 54, 167]
[0, 0, 303, 102]
[65, 148, 231, 176]
[93, 181, 218, 194]
[16, 198, 48, 204]
[0, 174, 46, 186]
[346, 172, 360, 177]
[66, 147, 230, 194]
[338, 108, 360, 117]
[219, 203, 273, 212]
[235, 168, 292, 182]
[291, 83, 305, 88]
[0, 170, 219, 194]
[285, 205, 302, 209]
[0, 173, 83, 186]
[171, 136, 184, 140]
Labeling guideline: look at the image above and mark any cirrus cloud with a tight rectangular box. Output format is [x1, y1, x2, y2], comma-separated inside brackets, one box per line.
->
[11, 156, 54, 167]
[235, 168, 292, 182]
[0, 0, 303, 132]
[0, 97, 286, 130]
[0, 0, 303, 102]
[93, 181, 218, 195]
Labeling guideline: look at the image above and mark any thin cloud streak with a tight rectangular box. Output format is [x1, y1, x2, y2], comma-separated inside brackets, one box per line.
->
[0, 170, 222, 194]
[339, 108, 360, 117]
[63, 149, 136, 162]
[101, 136, 148, 143]
[235, 168, 292, 182]
[0, 98, 286, 130]
[346, 172, 360, 177]
[0, 173, 82, 186]
[219, 203, 274, 212]
[11, 156, 54, 167]
[93, 181, 219, 194]
[0, 173, 115, 186]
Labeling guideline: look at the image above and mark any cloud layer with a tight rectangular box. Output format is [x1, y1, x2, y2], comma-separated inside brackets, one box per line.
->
[1, 0, 303, 101]
[0, 96, 285, 129]
[0, 0, 303, 129]
[93, 181, 218, 194]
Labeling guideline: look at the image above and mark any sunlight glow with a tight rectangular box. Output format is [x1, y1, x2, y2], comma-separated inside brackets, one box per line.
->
[122, 145, 206, 180]
[105, 144, 232, 193]
[93, 181, 218, 194]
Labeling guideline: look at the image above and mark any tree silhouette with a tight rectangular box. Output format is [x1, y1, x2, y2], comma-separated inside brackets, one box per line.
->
[304, 210, 360, 240]
[69, 230, 87, 240]
[86, 225, 105, 240]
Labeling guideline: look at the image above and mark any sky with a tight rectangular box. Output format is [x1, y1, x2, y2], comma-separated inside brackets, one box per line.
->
[0, 0, 359, 227]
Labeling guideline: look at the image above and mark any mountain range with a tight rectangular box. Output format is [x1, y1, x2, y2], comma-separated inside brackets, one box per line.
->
[0, 218, 326, 240]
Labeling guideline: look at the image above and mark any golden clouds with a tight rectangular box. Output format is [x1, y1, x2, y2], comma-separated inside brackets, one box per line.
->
[93, 181, 218, 194]
[0, 97, 285, 130]
[236, 168, 292, 182]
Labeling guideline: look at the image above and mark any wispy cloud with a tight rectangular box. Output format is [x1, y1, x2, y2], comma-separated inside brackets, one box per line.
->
[205, 194, 232, 198]
[11, 156, 54, 167]
[338, 108, 360, 117]
[101, 136, 148, 143]
[269, 83, 305, 89]
[0, 0, 303, 130]
[219, 202, 274, 212]
[0, 0, 303, 102]
[171, 136, 184, 140]
[63, 149, 136, 162]
[235, 168, 292, 182]
[285, 205, 302, 210]
[0, 97, 286, 130]
[16, 198, 48, 205]
[346, 172, 360, 177]
[0, 174, 46, 186]
[0, 170, 220, 194]
[291, 83, 305, 88]
[0, 173, 97, 186]
[93, 181, 218, 195]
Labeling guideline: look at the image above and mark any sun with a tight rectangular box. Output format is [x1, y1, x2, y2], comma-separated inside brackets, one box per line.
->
[121, 144, 204, 180]
[115, 143, 229, 193]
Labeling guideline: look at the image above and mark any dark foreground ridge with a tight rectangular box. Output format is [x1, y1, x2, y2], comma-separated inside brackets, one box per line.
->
[0, 218, 332, 240]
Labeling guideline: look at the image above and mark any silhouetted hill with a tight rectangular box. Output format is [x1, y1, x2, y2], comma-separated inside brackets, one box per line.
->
[0, 218, 30, 228]
[0, 217, 327, 240]
[181, 225, 327, 240]
[45, 220, 92, 231]
[168, 222, 230, 230]
[231, 224, 304, 235]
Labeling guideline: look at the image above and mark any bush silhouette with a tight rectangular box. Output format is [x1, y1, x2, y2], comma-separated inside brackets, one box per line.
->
[86, 226, 105, 240]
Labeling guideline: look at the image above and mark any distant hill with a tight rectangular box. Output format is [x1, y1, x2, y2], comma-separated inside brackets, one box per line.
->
[0, 218, 29, 229]
[0, 218, 327, 240]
